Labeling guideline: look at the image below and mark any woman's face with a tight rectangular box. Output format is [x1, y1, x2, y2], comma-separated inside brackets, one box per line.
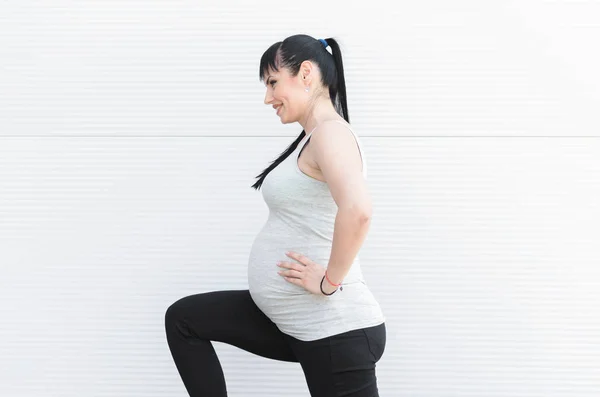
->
[263, 67, 306, 123]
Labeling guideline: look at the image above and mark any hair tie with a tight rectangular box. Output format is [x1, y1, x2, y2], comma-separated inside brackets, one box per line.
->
[318, 38, 329, 48]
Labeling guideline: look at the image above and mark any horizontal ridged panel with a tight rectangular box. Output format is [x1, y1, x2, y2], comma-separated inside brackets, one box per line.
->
[1, 1, 599, 137]
[0, 137, 599, 396]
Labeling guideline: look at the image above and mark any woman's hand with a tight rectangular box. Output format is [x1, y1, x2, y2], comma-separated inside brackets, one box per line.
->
[277, 251, 339, 295]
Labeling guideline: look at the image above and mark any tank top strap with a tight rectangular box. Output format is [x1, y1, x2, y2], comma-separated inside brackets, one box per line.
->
[297, 124, 319, 153]
[296, 119, 367, 176]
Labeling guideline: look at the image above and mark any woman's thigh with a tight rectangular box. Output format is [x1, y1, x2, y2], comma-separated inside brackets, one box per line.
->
[285, 322, 387, 397]
[165, 289, 298, 362]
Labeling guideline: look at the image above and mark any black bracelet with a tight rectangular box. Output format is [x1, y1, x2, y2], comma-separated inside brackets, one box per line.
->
[320, 275, 338, 296]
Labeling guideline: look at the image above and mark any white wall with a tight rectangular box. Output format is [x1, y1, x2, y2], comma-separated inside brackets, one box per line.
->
[1, 1, 599, 396]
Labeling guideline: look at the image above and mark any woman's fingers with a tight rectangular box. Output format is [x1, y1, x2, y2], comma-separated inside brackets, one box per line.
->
[277, 261, 305, 270]
[278, 268, 303, 278]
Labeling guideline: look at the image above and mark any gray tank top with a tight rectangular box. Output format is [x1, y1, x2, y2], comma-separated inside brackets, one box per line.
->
[247, 119, 385, 341]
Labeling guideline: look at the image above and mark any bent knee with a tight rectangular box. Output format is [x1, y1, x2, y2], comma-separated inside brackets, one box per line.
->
[164, 292, 216, 331]
[164, 296, 190, 330]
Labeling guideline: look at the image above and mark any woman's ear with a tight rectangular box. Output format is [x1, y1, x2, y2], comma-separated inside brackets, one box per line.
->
[299, 60, 314, 84]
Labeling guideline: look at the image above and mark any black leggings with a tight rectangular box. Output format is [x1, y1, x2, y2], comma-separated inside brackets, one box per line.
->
[164, 289, 386, 397]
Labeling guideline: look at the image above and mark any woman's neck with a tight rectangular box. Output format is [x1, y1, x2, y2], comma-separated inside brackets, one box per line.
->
[300, 97, 345, 133]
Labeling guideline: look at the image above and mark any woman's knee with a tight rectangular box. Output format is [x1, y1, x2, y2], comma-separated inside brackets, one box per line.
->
[164, 296, 188, 335]
[164, 291, 228, 339]
[164, 294, 207, 334]
[165, 297, 179, 322]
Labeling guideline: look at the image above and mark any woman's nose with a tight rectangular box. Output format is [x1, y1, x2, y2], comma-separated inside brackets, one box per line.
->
[264, 90, 273, 105]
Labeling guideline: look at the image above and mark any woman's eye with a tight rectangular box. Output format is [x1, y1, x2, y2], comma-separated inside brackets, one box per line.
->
[270, 81, 276, 86]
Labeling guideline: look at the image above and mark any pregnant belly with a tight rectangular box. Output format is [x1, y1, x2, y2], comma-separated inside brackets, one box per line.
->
[246, 224, 363, 316]
[247, 237, 375, 330]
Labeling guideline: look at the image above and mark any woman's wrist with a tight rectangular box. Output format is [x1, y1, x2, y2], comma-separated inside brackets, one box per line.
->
[324, 267, 345, 286]
[325, 270, 343, 287]
[320, 275, 339, 295]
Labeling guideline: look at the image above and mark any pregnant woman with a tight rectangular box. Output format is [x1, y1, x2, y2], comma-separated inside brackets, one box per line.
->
[165, 34, 387, 397]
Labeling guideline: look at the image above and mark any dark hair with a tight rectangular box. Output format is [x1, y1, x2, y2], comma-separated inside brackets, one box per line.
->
[250, 34, 350, 190]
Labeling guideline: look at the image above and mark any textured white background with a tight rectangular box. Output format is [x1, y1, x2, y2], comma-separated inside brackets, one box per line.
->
[1, 1, 599, 396]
